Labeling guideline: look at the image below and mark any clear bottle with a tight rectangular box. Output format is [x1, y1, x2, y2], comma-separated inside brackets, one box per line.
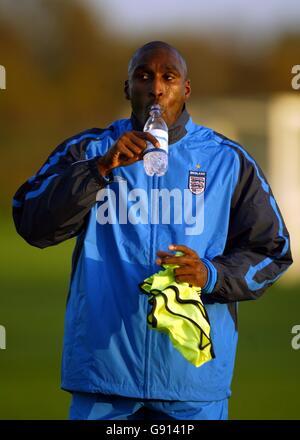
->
[143, 104, 168, 176]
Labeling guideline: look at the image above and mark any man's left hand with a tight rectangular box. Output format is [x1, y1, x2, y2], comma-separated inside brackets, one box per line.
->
[156, 244, 208, 288]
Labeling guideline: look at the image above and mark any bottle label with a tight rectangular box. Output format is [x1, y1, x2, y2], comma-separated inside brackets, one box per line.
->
[145, 129, 168, 154]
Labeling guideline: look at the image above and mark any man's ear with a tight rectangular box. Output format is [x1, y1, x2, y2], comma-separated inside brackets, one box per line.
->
[124, 80, 130, 100]
[184, 79, 191, 100]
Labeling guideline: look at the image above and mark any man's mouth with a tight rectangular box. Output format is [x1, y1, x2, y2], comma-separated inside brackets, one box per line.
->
[146, 102, 166, 114]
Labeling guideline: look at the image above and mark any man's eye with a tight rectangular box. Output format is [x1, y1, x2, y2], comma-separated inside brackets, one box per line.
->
[165, 75, 175, 81]
[138, 73, 149, 80]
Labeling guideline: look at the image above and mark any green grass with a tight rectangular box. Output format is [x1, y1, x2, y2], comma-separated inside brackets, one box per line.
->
[1, 215, 73, 419]
[1, 215, 299, 419]
[230, 282, 300, 419]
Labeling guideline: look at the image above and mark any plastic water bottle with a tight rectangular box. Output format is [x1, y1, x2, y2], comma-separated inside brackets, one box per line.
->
[143, 104, 168, 176]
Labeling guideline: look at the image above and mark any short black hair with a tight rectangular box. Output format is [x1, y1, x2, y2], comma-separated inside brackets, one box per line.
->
[128, 41, 188, 79]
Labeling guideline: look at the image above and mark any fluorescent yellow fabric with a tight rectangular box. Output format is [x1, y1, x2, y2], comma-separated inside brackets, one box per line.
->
[140, 254, 214, 367]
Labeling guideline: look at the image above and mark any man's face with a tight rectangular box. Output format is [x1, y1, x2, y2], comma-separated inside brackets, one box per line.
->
[125, 47, 191, 127]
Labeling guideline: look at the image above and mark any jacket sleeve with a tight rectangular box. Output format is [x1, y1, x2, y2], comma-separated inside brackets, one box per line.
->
[12, 128, 112, 249]
[207, 143, 293, 303]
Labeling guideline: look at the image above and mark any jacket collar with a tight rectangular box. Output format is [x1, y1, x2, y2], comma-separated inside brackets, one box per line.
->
[130, 106, 190, 145]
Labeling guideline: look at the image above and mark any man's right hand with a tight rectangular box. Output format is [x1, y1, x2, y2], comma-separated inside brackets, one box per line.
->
[96, 131, 160, 177]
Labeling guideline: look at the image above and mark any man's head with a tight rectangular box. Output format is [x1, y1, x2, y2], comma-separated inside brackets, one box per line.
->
[125, 41, 191, 127]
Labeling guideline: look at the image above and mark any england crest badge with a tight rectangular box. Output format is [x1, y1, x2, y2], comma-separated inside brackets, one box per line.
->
[188, 170, 206, 195]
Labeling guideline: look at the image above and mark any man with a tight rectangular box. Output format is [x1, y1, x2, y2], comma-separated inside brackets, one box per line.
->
[13, 41, 292, 420]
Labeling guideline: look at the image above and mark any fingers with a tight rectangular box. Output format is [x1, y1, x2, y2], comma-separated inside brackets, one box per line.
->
[156, 255, 197, 266]
[104, 130, 161, 171]
[125, 131, 160, 153]
[117, 141, 135, 159]
[125, 133, 148, 154]
[116, 131, 160, 161]
[168, 244, 199, 257]
[174, 266, 195, 276]
[156, 245, 199, 259]
[156, 251, 173, 258]
[155, 245, 207, 287]
[156, 245, 199, 266]
[174, 274, 196, 285]
[155, 251, 173, 266]
[135, 131, 160, 148]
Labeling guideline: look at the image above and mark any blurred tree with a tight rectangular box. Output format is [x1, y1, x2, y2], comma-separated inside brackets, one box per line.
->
[1, 0, 300, 204]
[0, 0, 131, 202]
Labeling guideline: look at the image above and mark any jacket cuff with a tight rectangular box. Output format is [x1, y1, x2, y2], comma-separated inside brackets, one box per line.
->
[201, 258, 218, 294]
[88, 157, 114, 186]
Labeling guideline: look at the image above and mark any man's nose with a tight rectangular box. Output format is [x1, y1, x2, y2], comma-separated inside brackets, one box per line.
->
[149, 77, 164, 98]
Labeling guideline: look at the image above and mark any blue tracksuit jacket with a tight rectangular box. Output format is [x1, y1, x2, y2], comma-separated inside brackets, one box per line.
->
[13, 108, 292, 400]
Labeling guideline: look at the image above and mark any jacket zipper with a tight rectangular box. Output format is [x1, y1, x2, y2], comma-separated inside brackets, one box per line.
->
[143, 173, 158, 398]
